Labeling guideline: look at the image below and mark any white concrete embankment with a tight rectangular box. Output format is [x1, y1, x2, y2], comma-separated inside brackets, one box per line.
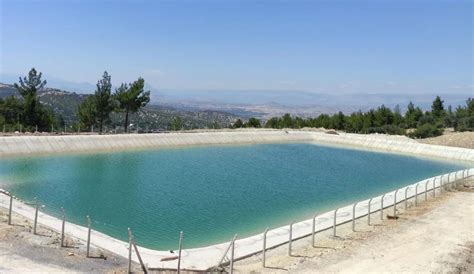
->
[310, 132, 474, 162]
[0, 130, 473, 271]
[0, 130, 473, 162]
[0, 130, 312, 157]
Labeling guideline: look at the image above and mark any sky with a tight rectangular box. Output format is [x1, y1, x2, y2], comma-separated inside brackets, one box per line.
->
[0, 0, 473, 95]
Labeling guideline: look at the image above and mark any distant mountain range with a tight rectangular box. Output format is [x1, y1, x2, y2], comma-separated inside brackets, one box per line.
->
[153, 89, 472, 119]
[1, 75, 472, 121]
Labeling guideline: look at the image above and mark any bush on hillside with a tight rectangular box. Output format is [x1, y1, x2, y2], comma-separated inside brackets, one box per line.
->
[455, 116, 474, 132]
[408, 123, 443, 139]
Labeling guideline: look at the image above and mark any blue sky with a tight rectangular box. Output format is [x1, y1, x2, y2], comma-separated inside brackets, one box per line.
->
[1, 0, 472, 95]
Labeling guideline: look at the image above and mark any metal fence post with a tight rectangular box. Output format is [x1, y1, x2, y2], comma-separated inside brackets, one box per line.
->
[333, 209, 338, 237]
[129, 229, 149, 273]
[444, 174, 448, 190]
[230, 235, 236, 274]
[61, 207, 66, 247]
[288, 222, 293, 256]
[215, 235, 237, 270]
[380, 194, 386, 220]
[262, 228, 268, 267]
[128, 228, 132, 274]
[368, 198, 373, 225]
[415, 182, 419, 206]
[393, 190, 399, 217]
[312, 215, 317, 247]
[33, 197, 39, 235]
[424, 180, 428, 201]
[440, 175, 444, 192]
[454, 172, 460, 188]
[352, 202, 357, 232]
[86, 215, 91, 257]
[8, 194, 13, 225]
[448, 173, 452, 190]
[177, 231, 183, 274]
[404, 187, 409, 209]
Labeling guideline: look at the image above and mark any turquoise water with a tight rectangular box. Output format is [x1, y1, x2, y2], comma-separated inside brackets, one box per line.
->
[0, 143, 467, 250]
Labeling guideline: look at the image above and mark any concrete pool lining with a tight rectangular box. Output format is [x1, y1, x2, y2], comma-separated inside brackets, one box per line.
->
[0, 130, 313, 157]
[0, 130, 473, 162]
[1, 131, 474, 270]
[1, 169, 472, 270]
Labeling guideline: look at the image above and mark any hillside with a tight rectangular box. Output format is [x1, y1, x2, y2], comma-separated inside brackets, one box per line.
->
[418, 130, 474, 149]
[0, 83, 239, 130]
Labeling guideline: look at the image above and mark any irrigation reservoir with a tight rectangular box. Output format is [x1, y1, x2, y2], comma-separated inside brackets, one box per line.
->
[0, 142, 467, 250]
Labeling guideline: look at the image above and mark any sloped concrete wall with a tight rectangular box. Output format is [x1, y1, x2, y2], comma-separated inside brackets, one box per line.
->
[310, 132, 474, 162]
[0, 131, 313, 157]
[0, 130, 473, 162]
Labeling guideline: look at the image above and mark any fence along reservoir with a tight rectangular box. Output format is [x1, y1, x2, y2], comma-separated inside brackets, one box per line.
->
[0, 142, 467, 250]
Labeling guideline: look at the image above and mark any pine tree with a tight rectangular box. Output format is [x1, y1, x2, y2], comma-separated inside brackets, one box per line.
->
[114, 78, 150, 132]
[13, 68, 50, 128]
[77, 96, 97, 131]
[431, 96, 445, 119]
[94, 71, 114, 133]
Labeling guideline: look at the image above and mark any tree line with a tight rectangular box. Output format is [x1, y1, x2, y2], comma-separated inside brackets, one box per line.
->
[236, 96, 474, 138]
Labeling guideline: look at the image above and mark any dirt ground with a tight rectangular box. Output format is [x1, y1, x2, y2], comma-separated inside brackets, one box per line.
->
[0, 208, 142, 273]
[234, 179, 474, 273]
[417, 130, 474, 149]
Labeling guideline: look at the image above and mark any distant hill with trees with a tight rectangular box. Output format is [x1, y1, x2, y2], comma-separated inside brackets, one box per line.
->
[0, 69, 239, 133]
[240, 96, 473, 138]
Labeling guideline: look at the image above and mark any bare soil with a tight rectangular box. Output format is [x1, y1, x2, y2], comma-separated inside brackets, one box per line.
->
[418, 130, 474, 149]
[235, 179, 474, 273]
[0, 208, 141, 273]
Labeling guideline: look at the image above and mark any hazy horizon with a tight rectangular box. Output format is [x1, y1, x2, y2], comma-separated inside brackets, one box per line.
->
[0, 75, 470, 113]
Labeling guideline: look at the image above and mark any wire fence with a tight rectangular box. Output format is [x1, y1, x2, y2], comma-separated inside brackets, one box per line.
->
[0, 123, 156, 136]
[0, 168, 472, 273]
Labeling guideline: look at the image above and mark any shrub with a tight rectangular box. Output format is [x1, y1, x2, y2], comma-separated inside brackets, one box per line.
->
[455, 116, 474, 132]
[408, 123, 442, 139]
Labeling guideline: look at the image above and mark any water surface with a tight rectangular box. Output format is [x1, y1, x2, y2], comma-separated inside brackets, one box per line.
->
[0, 143, 466, 249]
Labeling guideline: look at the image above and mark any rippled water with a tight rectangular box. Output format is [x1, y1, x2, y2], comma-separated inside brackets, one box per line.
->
[0, 143, 466, 249]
